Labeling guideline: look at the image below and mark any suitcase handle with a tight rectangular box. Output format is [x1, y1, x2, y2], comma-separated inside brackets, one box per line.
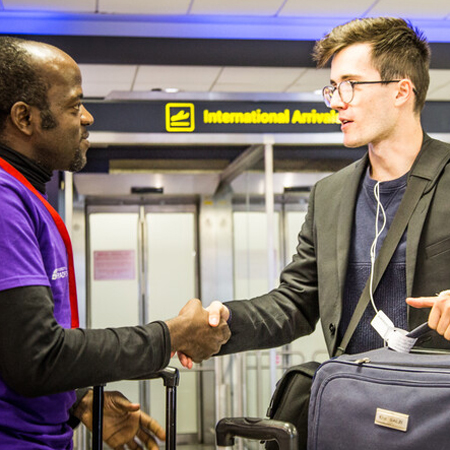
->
[407, 322, 431, 339]
[157, 366, 180, 388]
[92, 384, 105, 450]
[92, 367, 180, 450]
[216, 417, 298, 450]
[130, 366, 180, 386]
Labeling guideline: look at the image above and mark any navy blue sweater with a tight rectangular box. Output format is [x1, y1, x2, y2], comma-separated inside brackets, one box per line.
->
[340, 168, 409, 354]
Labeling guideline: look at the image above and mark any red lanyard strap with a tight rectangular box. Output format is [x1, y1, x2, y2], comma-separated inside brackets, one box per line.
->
[0, 157, 79, 328]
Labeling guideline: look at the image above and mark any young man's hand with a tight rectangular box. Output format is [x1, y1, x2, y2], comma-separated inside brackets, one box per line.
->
[406, 289, 450, 340]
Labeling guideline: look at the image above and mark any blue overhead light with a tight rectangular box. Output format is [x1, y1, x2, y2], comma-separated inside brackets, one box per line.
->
[1, 12, 450, 43]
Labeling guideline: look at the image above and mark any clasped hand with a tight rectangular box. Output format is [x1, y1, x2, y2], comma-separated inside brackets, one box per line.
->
[174, 300, 230, 369]
[167, 299, 231, 367]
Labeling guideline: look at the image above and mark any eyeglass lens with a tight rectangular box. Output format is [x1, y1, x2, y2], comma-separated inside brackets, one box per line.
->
[323, 81, 353, 107]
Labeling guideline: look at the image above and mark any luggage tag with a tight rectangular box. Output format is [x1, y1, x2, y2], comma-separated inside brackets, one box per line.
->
[371, 310, 394, 340]
[371, 310, 418, 353]
[387, 328, 417, 353]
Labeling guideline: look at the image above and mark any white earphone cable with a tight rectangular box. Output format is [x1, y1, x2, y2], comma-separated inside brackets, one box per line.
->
[369, 181, 387, 314]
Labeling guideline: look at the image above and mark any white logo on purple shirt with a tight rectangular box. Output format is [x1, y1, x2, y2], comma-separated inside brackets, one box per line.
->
[52, 267, 68, 280]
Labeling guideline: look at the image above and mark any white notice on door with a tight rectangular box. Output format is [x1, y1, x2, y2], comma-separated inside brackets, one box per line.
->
[93, 250, 136, 280]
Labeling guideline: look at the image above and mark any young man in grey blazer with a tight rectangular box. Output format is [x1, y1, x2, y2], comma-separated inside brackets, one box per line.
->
[181, 17, 450, 368]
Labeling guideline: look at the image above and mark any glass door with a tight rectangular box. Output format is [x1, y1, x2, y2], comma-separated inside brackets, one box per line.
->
[144, 207, 199, 439]
[230, 197, 328, 421]
[86, 202, 201, 447]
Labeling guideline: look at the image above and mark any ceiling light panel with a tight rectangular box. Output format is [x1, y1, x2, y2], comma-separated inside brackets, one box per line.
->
[368, 0, 450, 19]
[428, 69, 450, 87]
[211, 83, 287, 93]
[285, 68, 331, 93]
[191, 0, 284, 16]
[218, 66, 303, 84]
[133, 65, 222, 92]
[212, 67, 304, 92]
[2, 0, 96, 12]
[79, 64, 137, 97]
[427, 69, 450, 100]
[98, 0, 191, 15]
[427, 84, 450, 100]
[279, 0, 374, 17]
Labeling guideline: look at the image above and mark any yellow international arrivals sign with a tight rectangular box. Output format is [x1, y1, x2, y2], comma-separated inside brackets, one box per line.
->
[83, 99, 345, 134]
[164, 101, 340, 133]
[203, 108, 340, 126]
[67, 99, 450, 135]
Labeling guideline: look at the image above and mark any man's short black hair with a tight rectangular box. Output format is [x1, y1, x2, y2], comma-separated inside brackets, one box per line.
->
[0, 36, 52, 133]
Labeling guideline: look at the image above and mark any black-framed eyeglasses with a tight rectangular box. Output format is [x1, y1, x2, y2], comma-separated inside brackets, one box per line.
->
[322, 80, 405, 108]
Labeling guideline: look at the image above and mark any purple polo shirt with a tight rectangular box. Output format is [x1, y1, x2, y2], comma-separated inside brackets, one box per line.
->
[0, 167, 75, 448]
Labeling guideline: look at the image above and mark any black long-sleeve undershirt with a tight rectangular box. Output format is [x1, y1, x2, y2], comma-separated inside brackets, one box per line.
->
[0, 285, 171, 397]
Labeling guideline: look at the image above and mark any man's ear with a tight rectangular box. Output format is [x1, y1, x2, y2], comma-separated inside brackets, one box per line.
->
[9, 102, 35, 136]
[395, 79, 415, 107]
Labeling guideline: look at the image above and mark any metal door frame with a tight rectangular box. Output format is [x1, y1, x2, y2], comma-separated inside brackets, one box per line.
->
[84, 198, 205, 445]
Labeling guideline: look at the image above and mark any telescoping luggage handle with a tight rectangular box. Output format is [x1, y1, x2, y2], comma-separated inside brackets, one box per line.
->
[92, 367, 180, 450]
[407, 322, 431, 339]
[216, 417, 298, 450]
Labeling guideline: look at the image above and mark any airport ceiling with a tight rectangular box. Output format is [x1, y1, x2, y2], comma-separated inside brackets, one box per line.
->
[2, 0, 450, 101]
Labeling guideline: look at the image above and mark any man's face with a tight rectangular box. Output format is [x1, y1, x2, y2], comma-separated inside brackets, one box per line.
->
[329, 43, 400, 149]
[31, 51, 94, 173]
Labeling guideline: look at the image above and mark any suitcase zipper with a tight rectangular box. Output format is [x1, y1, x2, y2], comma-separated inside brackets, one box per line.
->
[353, 357, 371, 364]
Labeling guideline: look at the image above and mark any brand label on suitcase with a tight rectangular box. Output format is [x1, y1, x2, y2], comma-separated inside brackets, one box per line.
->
[374, 408, 409, 432]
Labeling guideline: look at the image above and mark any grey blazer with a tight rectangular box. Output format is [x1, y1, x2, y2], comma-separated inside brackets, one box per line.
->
[221, 133, 450, 356]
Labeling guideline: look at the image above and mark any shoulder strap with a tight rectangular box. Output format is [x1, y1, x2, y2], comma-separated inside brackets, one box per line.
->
[335, 174, 428, 356]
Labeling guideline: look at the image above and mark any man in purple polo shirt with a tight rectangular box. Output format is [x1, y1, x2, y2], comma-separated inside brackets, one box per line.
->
[0, 36, 231, 449]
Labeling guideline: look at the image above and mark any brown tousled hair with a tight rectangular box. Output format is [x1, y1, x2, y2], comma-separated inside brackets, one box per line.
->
[312, 17, 430, 113]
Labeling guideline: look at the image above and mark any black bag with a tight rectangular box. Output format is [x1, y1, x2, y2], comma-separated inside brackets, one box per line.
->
[265, 361, 320, 450]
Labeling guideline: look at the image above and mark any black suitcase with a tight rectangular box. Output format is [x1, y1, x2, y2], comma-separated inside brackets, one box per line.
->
[92, 367, 179, 450]
[216, 417, 298, 450]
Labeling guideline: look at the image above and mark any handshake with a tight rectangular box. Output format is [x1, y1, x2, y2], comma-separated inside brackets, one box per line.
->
[166, 299, 230, 368]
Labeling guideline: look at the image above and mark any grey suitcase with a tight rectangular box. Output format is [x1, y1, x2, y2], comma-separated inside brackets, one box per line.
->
[308, 346, 450, 450]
